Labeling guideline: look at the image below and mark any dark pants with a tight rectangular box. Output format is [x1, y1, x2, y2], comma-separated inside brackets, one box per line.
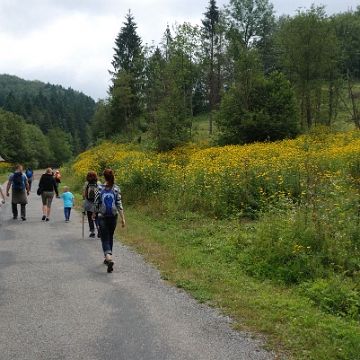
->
[12, 203, 26, 218]
[87, 211, 99, 233]
[64, 207, 72, 221]
[98, 216, 118, 256]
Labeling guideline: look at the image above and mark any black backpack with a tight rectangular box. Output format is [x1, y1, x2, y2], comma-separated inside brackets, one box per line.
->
[12, 172, 25, 190]
[86, 181, 97, 201]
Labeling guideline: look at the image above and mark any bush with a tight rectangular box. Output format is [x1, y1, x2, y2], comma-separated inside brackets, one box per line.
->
[216, 71, 300, 145]
[299, 277, 360, 320]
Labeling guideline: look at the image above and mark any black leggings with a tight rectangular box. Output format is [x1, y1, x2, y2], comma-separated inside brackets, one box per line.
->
[87, 211, 99, 233]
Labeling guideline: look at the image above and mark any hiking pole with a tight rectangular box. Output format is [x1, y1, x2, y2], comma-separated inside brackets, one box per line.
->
[82, 211, 84, 238]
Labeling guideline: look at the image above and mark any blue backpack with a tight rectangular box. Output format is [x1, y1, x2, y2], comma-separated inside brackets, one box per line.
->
[99, 186, 117, 217]
[12, 172, 25, 190]
[26, 169, 33, 179]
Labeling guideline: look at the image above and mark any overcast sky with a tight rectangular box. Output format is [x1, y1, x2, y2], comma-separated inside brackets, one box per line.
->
[0, 0, 358, 101]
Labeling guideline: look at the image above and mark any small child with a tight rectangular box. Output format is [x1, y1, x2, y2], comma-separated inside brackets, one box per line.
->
[60, 186, 75, 222]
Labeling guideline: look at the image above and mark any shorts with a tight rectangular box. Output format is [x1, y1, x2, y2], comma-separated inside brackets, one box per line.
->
[41, 191, 54, 207]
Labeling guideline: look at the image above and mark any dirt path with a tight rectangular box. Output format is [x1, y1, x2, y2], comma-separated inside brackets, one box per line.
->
[0, 177, 275, 360]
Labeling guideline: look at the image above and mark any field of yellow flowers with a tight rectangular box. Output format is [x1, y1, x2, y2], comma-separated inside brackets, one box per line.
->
[64, 127, 360, 359]
[0, 162, 12, 174]
[70, 126, 360, 219]
[67, 127, 360, 325]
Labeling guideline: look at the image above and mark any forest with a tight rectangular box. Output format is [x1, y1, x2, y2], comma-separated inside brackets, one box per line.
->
[91, 0, 360, 151]
[0, 74, 96, 167]
[1, 0, 360, 163]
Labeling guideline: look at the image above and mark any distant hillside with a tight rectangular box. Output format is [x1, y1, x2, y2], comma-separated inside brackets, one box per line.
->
[0, 74, 96, 154]
[0, 73, 93, 101]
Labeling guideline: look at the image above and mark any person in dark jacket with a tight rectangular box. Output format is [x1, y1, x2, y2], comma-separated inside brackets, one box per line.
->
[38, 168, 59, 221]
[26, 166, 34, 190]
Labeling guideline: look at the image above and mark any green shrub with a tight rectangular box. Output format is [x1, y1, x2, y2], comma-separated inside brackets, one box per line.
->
[299, 277, 360, 320]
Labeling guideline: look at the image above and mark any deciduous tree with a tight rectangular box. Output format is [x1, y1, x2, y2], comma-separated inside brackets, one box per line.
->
[217, 69, 299, 145]
[277, 5, 338, 129]
[225, 0, 275, 52]
[202, 0, 220, 134]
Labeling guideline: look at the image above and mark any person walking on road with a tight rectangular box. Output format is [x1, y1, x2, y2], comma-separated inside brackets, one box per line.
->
[92, 169, 125, 273]
[38, 168, 59, 221]
[54, 170, 61, 190]
[0, 184, 5, 204]
[82, 170, 101, 238]
[6, 164, 30, 220]
[26, 166, 34, 191]
[60, 186, 75, 222]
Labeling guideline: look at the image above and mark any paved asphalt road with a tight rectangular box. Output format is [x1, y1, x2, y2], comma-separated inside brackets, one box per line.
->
[0, 178, 275, 360]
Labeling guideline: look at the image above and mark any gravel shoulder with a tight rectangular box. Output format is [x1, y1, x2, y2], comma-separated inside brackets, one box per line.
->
[0, 178, 275, 360]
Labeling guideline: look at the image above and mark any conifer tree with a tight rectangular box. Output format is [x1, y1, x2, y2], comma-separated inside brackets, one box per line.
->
[109, 10, 144, 139]
[111, 10, 143, 77]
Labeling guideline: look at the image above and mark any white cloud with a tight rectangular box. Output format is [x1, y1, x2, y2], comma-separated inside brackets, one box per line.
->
[0, 12, 118, 99]
[0, 0, 359, 101]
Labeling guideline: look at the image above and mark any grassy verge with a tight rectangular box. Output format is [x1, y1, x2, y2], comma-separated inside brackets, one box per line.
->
[0, 173, 9, 184]
[116, 205, 360, 360]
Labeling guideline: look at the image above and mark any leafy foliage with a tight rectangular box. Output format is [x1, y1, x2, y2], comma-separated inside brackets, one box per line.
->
[217, 69, 300, 144]
[276, 6, 339, 129]
[88, 4, 360, 151]
[0, 109, 54, 167]
[225, 0, 276, 50]
[201, 0, 221, 134]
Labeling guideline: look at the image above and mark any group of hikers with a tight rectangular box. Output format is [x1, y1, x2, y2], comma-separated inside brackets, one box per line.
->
[0, 165, 126, 273]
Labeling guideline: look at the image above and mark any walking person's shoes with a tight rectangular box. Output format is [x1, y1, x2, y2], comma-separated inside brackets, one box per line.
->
[21, 216, 26, 221]
[46, 218, 50, 221]
[42, 215, 46, 221]
[89, 233, 95, 238]
[107, 260, 114, 273]
[13, 216, 17, 219]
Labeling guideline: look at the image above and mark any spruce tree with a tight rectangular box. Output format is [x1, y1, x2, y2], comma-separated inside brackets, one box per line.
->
[111, 10, 143, 76]
[109, 10, 144, 139]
